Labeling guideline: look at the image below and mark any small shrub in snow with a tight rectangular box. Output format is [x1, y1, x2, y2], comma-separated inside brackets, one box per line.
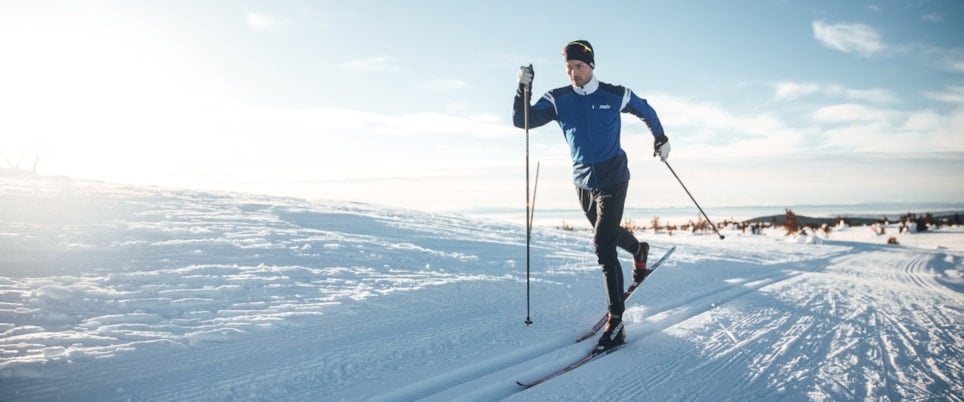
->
[784, 209, 800, 235]
[623, 218, 642, 234]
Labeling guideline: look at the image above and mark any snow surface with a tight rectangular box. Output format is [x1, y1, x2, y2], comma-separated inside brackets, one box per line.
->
[1, 174, 962, 401]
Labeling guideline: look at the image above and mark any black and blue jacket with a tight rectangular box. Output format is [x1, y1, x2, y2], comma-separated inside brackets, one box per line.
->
[514, 76, 665, 190]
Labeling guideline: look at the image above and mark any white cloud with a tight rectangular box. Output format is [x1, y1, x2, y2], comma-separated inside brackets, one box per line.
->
[774, 81, 898, 104]
[645, 88, 963, 159]
[926, 85, 964, 104]
[642, 94, 803, 158]
[813, 20, 961, 73]
[774, 82, 821, 100]
[812, 21, 885, 57]
[840, 87, 899, 104]
[902, 110, 941, 132]
[246, 12, 282, 30]
[813, 103, 889, 123]
[810, 100, 964, 153]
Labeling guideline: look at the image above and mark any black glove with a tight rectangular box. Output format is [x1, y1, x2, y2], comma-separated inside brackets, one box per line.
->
[653, 135, 671, 160]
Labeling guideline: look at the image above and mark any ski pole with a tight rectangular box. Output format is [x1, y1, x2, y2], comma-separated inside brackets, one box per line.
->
[523, 68, 534, 326]
[529, 162, 540, 230]
[661, 158, 725, 240]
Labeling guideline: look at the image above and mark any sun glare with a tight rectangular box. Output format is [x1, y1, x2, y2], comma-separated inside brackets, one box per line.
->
[0, 7, 210, 181]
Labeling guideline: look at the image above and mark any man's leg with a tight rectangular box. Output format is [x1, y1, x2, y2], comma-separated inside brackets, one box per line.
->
[601, 188, 647, 275]
[578, 186, 641, 256]
[578, 183, 629, 318]
[616, 221, 642, 256]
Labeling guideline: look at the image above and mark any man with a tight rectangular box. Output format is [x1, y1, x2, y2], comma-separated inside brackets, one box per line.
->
[512, 39, 671, 350]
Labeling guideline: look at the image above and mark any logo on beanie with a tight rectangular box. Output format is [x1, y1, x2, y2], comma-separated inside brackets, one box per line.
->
[563, 40, 595, 69]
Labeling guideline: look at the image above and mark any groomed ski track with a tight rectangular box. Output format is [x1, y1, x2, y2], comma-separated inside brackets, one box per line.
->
[386, 243, 961, 401]
[379, 251, 819, 401]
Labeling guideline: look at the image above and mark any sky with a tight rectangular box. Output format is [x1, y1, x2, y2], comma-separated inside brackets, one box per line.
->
[1, 0, 962, 213]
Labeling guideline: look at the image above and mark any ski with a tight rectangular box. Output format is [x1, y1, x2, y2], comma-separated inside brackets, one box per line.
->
[575, 246, 677, 343]
[515, 246, 676, 390]
[515, 343, 625, 389]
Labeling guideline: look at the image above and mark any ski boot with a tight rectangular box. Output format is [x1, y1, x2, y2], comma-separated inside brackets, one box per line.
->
[632, 242, 650, 283]
[596, 314, 625, 351]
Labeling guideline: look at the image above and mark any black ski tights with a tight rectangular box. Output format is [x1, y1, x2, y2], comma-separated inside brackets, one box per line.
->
[577, 181, 640, 317]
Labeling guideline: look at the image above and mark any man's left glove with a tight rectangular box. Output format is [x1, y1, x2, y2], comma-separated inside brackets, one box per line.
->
[654, 135, 671, 160]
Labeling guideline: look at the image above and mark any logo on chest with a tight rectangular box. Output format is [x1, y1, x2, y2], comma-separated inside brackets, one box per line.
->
[593, 104, 612, 110]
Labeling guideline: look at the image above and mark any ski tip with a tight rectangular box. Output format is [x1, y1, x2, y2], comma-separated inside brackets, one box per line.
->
[516, 380, 531, 388]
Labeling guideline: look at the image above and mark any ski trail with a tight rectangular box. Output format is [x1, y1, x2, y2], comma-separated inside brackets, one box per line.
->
[364, 247, 677, 400]
[405, 256, 811, 401]
[588, 245, 964, 402]
[601, 270, 814, 402]
[367, 334, 577, 401]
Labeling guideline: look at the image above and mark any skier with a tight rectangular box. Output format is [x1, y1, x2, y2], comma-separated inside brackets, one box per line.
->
[513, 39, 671, 350]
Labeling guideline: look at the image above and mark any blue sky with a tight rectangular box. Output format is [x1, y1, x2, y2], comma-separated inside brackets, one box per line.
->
[1, 0, 962, 212]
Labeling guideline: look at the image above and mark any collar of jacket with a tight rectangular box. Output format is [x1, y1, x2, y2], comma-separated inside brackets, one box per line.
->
[572, 76, 599, 95]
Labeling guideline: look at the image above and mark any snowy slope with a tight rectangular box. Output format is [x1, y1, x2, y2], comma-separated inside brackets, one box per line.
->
[1, 173, 962, 401]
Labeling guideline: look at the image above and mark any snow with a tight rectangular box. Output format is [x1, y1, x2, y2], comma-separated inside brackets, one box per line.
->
[1, 173, 962, 401]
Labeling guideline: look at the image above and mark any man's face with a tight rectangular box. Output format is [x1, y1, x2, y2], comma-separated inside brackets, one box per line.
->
[566, 60, 593, 88]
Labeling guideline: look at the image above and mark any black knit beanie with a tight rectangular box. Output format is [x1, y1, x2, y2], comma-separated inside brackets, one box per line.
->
[563, 40, 594, 68]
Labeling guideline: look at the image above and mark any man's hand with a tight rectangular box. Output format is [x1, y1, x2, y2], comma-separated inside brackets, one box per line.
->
[654, 135, 671, 160]
[517, 64, 534, 87]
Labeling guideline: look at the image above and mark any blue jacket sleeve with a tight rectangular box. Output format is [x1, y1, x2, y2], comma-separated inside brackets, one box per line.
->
[622, 91, 665, 138]
[513, 87, 556, 129]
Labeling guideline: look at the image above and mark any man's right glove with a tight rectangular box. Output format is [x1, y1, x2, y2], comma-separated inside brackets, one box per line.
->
[654, 135, 671, 160]
[517, 64, 534, 87]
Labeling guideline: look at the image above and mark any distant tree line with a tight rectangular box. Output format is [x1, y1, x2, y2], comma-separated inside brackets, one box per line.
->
[552, 209, 964, 237]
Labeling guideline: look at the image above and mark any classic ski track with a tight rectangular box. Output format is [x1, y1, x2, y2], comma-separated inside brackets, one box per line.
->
[533, 266, 810, 400]
[382, 247, 677, 400]
[403, 254, 808, 401]
[835, 249, 963, 400]
[601, 246, 964, 402]
[601, 271, 812, 402]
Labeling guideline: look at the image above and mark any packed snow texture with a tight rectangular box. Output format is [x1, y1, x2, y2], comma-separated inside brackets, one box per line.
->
[1, 174, 962, 401]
